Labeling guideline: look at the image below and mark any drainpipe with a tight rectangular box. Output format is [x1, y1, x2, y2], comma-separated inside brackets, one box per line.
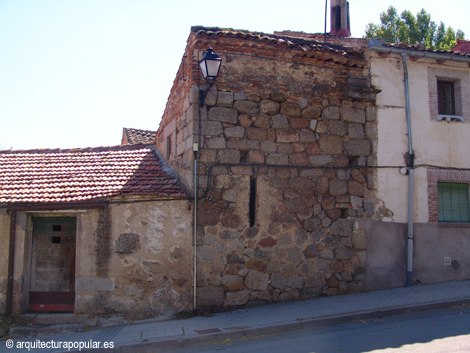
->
[193, 147, 198, 310]
[402, 54, 415, 287]
[6, 210, 16, 316]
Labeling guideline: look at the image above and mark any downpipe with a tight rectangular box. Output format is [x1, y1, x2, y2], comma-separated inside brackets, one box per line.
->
[403, 54, 415, 287]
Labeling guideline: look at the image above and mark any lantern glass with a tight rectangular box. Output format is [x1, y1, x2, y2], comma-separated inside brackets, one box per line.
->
[199, 48, 221, 81]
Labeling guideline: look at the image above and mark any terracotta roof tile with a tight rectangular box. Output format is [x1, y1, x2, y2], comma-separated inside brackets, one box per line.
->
[191, 26, 350, 56]
[122, 128, 156, 144]
[375, 39, 470, 59]
[0, 144, 189, 204]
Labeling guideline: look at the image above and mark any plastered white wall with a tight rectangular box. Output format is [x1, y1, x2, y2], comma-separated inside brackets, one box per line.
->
[370, 52, 470, 223]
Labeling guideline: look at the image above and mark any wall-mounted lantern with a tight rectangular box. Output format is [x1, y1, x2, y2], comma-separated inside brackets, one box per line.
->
[199, 47, 222, 83]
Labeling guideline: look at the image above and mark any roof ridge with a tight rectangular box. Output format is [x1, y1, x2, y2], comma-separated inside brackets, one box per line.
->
[0, 143, 155, 155]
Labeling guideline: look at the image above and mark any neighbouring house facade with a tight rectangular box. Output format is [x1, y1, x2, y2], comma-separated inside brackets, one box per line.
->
[365, 39, 470, 289]
[0, 144, 192, 318]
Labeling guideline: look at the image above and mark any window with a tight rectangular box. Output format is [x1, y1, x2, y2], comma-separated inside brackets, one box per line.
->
[427, 67, 468, 123]
[438, 183, 470, 222]
[166, 135, 172, 160]
[437, 81, 455, 115]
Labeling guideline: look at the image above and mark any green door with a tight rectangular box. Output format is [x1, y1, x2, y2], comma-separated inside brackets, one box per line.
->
[30, 217, 76, 312]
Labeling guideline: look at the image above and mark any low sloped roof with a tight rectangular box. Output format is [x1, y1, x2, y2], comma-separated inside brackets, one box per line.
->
[0, 144, 189, 204]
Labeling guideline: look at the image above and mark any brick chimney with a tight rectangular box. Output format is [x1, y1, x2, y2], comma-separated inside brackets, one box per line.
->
[330, 0, 351, 37]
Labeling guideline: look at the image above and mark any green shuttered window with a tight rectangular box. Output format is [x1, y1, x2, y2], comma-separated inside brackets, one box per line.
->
[438, 183, 470, 222]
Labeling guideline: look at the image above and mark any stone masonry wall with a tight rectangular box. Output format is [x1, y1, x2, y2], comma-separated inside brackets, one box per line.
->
[157, 30, 380, 309]
[195, 87, 378, 307]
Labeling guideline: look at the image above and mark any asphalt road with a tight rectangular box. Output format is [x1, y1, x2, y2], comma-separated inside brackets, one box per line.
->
[178, 306, 470, 353]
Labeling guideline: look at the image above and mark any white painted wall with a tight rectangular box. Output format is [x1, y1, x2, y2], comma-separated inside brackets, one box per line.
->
[369, 51, 470, 223]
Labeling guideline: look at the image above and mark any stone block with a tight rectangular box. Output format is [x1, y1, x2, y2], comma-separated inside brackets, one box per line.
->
[348, 181, 365, 196]
[260, 100, 280, 115]
[271, 114, 289, 128]
[217, 91, 234, 107]
[245, 270, 269, 291]
[246, 258, 264, 271]
[204, 87, 218, 106]
[310, 119, 318, 131]
[225, 290, 250, 306]
[221, 275, 244, 291]
[234, 91, 246, 101]
[344, 140, 371, 156]
[248, 150, 265, 163]
[342, 107, 365, 123]
[304, 217, 321, 232]
[266, 153, 288, 165]
[259, 236, 277, 248]
[329, 179, 347, 195]
[309, 155, 333, 166]
[303, 244, 319, 258]
[239, 114, 253, 127]
[277, 129, 299, 143]
[348, 123, 365, 139]
[197, 286, 224, 307]
[281, 101, 302, 117]
[302, 105, 322, 119]
[287, 276, 304, 289]
[270, 91, 286, 102]
[234, 100, 259, 115]
[289, 153, 308, 166]
[319, 135, 342, 155]
[222, 213, 242, 229]
[206, 137, 226, 149]
[218, 150, 240, 163]
[261, 140, 277, 153]
[290, 118, 310, 129]
[208, 107, 238, 124]
[366, 105, 378, 121]
[254, 115, 270, 128]
[202, 121, 222, 136]
[246, 127, 267, 140]
[330, 219, 353, 236]
[299, 129, 316, 143]
[270, 273, 286, 289]
[329, 121, 346, 136]
[319, 249, 334, 259]
[322, 106, 340, 120]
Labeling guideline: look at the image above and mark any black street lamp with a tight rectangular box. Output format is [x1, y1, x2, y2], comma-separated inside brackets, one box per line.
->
[199, 47, 222, 83]
[199, 48, 221, 107]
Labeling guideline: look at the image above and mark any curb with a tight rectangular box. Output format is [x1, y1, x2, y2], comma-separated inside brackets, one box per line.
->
[68, 298, 470, 353]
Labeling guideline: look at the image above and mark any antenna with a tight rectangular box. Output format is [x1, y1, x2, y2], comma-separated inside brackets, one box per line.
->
[324, 0, 328, 43]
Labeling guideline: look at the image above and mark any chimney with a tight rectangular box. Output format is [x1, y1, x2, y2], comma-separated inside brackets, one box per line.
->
[330, 0, 351, 37]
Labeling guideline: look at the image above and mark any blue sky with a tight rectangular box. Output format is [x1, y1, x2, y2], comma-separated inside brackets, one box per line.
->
[1, 0, 469, 150]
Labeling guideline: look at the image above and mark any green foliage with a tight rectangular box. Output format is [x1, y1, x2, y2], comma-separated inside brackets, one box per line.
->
[364, 6, 466, 50]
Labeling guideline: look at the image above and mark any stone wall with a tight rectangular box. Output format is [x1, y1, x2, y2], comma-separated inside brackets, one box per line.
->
[3, 199, 193, 318]
[156, 29, 382, 308]
[75, 200, 193, 318]
[194, 87, 378, 307]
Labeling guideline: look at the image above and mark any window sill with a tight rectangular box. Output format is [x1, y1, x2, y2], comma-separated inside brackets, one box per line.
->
[438, 222, 470, 228]
[437, 114, 464, 122]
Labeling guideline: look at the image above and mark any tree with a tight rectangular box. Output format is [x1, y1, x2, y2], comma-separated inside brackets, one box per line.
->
[365, 6, 466, 51]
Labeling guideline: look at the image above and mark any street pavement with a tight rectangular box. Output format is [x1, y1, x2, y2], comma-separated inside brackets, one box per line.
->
[2, 280, 470, 353]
